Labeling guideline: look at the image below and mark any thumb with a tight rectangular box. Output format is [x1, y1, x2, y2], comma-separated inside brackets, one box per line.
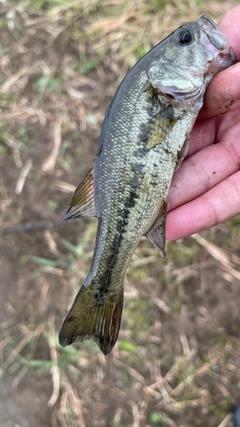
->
[199, 63, 240, 119]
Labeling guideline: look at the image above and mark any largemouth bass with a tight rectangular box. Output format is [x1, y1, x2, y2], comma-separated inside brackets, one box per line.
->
[59, 16, 235, 355]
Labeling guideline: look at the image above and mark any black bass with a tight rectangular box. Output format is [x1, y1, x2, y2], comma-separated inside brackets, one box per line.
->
[59, 16, 235, 354]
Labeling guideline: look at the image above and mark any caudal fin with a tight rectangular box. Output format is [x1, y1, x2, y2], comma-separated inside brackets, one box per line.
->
[59, 284, 123, 355]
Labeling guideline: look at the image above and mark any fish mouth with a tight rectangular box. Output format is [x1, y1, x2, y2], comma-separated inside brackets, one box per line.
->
[198, 15, 236, 69]
[147, 15, 236, 104]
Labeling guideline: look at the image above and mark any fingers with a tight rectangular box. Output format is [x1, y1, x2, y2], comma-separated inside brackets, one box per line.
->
[165, 6, 240, 241]
[166, 170, 240, 241]
[167, 114, 240, 213]
[216, 108, 240, 141]
[218, 5, 240, 61]
[200, 63, 240, 120]
[187, 116, 216, 156]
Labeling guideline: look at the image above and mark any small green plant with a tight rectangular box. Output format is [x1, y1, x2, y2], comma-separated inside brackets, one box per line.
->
[150, 411, 168, 424]
[37, 73, 63, 101]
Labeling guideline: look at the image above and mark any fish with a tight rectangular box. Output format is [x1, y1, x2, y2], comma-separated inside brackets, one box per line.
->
[233, 403, 240, 427]
[59, 16, 236, 355]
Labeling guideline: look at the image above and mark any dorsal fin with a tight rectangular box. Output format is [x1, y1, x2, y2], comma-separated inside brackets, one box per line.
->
[63, 168, 97, 220]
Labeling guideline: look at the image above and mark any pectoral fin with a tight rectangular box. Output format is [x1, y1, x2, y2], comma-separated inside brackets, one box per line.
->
[63, 168, 97, 220]
[146, 202, 167, 258]
[140, 105, 177, 150]
[175, 135, 190, 170]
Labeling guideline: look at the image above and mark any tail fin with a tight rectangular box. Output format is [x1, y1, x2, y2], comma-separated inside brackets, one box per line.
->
[59, 284, 123, 355]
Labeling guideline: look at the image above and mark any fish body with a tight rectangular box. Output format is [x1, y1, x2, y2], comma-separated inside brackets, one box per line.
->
[59, 16, 235, 354]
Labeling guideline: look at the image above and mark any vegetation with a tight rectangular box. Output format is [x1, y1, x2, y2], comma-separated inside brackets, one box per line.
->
[0, 0, 240, 426]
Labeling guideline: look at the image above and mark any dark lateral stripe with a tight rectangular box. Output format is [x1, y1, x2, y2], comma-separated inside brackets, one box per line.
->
[96, 188, 138, 298]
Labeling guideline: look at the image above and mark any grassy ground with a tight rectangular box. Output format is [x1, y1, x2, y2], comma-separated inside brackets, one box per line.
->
[1, 0, 240, 426]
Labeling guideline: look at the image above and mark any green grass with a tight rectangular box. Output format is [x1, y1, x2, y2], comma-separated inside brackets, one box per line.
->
[1, 0, 240, 426]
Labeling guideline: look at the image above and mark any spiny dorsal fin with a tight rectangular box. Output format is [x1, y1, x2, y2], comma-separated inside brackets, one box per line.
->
[63, 168, 96, 220]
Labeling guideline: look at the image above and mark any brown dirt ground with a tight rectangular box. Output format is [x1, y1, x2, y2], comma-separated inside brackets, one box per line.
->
[1, 1, 240, 427]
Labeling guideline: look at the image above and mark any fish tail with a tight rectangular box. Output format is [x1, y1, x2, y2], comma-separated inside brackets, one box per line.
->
[59, 282, 124, 355]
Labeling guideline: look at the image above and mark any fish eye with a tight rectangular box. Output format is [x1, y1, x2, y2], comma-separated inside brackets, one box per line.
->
[179, 29, 192, 44]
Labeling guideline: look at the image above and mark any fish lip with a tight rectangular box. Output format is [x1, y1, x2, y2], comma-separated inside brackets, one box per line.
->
[226, 46, 236, 64]
[197, 15, 236, 67]
[216, 46, 236, 67]
[198, 15, 228, 50]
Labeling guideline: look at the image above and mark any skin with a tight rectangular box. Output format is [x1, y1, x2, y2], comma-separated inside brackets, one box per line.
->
[166, 6, 240, 241]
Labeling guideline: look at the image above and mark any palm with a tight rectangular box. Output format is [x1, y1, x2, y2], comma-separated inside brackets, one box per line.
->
[166, 6, 240, 240]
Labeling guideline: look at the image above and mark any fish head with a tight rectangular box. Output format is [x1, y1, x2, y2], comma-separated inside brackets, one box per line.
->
[147, 15, 236, 103]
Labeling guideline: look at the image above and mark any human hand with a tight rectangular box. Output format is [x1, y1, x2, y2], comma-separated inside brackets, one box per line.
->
[166, 6, 240, 241]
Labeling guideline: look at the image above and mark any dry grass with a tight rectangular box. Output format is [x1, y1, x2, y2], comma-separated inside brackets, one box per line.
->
[1, 0, 240, 426]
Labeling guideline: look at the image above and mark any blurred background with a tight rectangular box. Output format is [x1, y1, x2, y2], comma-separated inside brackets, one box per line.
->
[1, 1, 240, 426]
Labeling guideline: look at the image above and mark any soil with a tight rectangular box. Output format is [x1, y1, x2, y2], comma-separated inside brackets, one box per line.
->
[1, 2, 240, 427]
